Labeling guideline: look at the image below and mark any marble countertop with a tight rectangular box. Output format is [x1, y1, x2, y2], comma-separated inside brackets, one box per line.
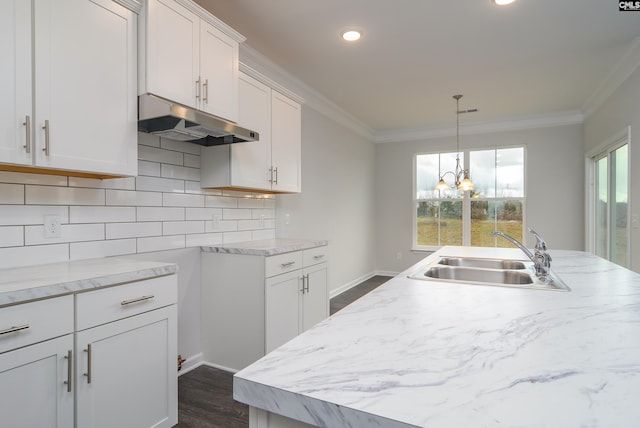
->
[0, 257, 177, 307]
[234, 246, 640, 427]
[201, 238, 327, 256]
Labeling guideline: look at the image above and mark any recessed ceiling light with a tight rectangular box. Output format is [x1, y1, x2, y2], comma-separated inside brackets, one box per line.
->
[341, 30, 362, 42]
[493, 0, 516, 5]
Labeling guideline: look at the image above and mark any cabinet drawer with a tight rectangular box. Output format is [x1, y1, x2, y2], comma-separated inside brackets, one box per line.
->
[76, 274, 177, 331]
[303, 246, 328, 267]
[265, 251, 303, 278]
[0, 295, 74, 354]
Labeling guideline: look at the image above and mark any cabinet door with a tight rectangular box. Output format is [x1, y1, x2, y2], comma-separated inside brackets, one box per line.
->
[0, 0, 32, 166]
[271, 91, 301, 193]
[76, 306, 177, 428]
[199, 20, 239, 122]
[265, 270, 301, 353]
[302, 263, 328, 331]
[0, 334, 74, 428]
[33, 0, 137, 176]
[145, 0, 199, 109]
[231, 73, 272, 190]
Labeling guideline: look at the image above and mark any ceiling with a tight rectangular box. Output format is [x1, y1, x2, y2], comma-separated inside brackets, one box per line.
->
[195, 0, 640, 136]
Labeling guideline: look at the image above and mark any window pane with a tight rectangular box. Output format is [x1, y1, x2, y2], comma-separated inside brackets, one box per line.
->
[416, 154, 439, 199]
[496, 200, 523, 247]
[469, 150, 496, 198]
[470, 200, 523, 247]
[496, 148, 524, 197]
[416, 201, 462, 246]
[595, 156, 608, 258]
[611, 145, 628, 267]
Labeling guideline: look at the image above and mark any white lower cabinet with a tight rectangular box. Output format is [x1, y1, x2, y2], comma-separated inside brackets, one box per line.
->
[201, 246, 328, 371]
[0, 274, 177, 428]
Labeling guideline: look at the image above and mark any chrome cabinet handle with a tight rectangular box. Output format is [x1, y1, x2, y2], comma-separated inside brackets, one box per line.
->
[121, 295, 155, 306]
[269, 167, 274, 184]
[23, 115, 31, 153]
[273, 167, 278, 185]
[280, 261, 295, 268]
[203, 78, 209, 103]
[313, 255, 325, 260]
[302, 274, 310, 293]
[64, 350, 72, 392]
[195, 77, 201, 100]
[42, 120, 50, 156]
[84, 344, 92, 384]
[0, 324, 30, 336]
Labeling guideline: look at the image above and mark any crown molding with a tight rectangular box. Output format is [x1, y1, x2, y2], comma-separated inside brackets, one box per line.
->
[375, 110, 584, 144]
[582, 36, 640, 119]
[239, 63, 305, 104]
[175, 0, 245, 42]
[239, 44, 375, 141]
[113, 0, 142, 13]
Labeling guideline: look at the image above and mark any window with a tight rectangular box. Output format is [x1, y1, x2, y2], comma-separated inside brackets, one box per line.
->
[590, 140, 629, 267]
[414, 147, 525, 250]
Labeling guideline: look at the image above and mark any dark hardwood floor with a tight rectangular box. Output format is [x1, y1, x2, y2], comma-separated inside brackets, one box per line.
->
[176, 275, 391, 427]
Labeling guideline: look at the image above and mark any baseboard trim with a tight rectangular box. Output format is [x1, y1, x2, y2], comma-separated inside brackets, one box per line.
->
[329, 271, 396, 298]
[375, 270, 400, 277]
[177, 352, 204, 376]
[200, 361, 240, 374]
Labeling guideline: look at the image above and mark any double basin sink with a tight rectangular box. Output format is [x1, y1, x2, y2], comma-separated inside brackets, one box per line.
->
[409, 256, 570, 291]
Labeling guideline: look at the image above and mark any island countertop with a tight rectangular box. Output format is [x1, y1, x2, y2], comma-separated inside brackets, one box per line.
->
[234, 246, 640, 427]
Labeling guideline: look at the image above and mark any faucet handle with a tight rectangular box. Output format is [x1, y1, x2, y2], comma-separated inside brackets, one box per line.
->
[527, 227, 547, 252]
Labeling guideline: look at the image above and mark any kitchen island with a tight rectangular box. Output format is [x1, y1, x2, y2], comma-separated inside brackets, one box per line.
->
[233, 246, 640, 427]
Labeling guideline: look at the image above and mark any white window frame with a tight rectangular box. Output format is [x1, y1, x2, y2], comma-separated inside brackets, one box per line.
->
[413, 145, 527, 251]
[585, 126, 631, 267]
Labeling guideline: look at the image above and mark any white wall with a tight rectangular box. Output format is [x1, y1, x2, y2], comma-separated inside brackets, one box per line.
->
[584, 66, 640, 272]
[277, 105, 377, 295]
[374, 124, 585, 274]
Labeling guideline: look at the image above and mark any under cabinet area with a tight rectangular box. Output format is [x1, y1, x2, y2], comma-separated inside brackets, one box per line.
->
[201, 241, 328, 371]
[0, 260, 178, 428]
[200, 69, 303, 193]
[140, 0, 243, 123]
[0, 0, 138, 178]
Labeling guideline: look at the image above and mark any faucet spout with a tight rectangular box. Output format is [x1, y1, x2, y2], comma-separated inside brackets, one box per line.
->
[492, 230, 552, 280]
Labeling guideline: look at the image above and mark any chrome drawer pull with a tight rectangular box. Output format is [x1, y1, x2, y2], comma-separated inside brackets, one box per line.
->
[64, 350, 72, 392]
[121, 295, 155, 306]
[23, 115, 31, 153]
[42, 120, 50, 156]
[0, 324, 30, 335]
[313, 255, 325, 260]
[280, 261, 296, 268]
[84, 344, 92, 384]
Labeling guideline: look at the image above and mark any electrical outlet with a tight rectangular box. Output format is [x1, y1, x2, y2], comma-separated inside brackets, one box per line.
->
[44, 215, 61, 238]
[285, 213, 291, 225]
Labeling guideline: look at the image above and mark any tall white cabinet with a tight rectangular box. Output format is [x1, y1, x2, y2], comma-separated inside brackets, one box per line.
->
[140, 0, 243, 122]
[201, 244, 328, 371]
[0, 0, 138, 178]
[201, 69, 303, 193]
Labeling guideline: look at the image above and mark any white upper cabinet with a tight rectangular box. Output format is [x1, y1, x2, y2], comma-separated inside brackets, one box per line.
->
[141, 0, 242, 122]
[0, 0, 138, 178]
[200, 70, 302, 193]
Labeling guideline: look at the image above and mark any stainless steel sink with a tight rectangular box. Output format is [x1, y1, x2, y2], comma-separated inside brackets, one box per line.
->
[408, 256, 570, 291]
[437, 257, 526, 270]
[425, 266, 533, 284]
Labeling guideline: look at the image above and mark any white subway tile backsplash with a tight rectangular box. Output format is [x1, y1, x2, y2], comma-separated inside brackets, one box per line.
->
[137, 235, 185, 253]
[26, 185, 105, 206]
[106, 189, 163, 207]
[184, 153, 200, 168]
[161, 164, 200, 181]
[205, 195, 238, 208]
[138, 145, 183, 165]
[25, 223, 105, 246]
[138, 160, 161, 177]
[163, 193, 204, 208]
[0, 205, 69, 225]
[137, 207, 185, 222]
[70, 206, 136, 223]
[70, 239, 136, 261]
[0, 244, 69, 269]
[163, 221, 204, 235]
[135, 175, 185, 193]
[185, 233, 223, 247]
[0, 183, 24, 204]
[0, 226, 24, 247]
[0, 138, 276, 268]
[106, 222, 162, 239]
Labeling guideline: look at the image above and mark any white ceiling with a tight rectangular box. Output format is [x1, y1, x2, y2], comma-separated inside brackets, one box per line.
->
[195, 0, 640, 136]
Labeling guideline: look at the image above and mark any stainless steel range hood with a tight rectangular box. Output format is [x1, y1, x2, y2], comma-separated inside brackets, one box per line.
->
[138, 93, 258, 146]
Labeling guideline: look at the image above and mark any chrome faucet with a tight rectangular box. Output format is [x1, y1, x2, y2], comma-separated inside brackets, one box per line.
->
[492, 227, 552, 280]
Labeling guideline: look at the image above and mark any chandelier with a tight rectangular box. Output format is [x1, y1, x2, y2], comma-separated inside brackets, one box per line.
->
[435, 94, 476, 192]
